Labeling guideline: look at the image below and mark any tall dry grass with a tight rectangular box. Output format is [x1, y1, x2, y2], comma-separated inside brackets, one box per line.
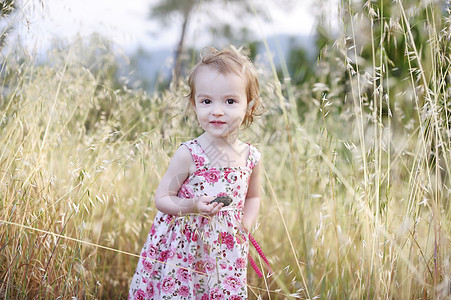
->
[1, 0, 450, 299]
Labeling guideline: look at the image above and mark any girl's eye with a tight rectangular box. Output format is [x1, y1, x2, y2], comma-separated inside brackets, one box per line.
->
[226, 99, 236, 104]
[202, 99, 212, 104]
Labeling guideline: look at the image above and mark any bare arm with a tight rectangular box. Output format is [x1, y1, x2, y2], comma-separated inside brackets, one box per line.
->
[241, 160, 261, 231]
[154, 145, 223, 216]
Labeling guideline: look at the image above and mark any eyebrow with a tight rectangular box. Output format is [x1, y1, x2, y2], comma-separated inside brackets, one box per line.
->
[196, 94, 212, 99]
[196, 94, 241, 99]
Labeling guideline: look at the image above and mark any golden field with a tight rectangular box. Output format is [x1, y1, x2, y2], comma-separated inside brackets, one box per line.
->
[0, 1, 450, 299]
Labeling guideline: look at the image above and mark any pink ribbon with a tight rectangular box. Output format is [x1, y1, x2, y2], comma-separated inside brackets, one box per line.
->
[248, 233, 272, 278]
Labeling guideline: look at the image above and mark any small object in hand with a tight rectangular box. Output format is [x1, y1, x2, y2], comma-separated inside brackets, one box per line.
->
[210, 196, 232, 207]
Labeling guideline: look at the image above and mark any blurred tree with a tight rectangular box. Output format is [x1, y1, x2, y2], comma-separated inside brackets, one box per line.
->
[150, 0, 194, 84]
[149, 0, 268, 84]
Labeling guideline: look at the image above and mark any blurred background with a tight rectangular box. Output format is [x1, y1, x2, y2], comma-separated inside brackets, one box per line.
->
[1, 0, 450, 299]
[1, 0, 338, 90]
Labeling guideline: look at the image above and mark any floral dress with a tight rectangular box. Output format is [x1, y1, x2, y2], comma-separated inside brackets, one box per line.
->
[128, 139, 261, 300]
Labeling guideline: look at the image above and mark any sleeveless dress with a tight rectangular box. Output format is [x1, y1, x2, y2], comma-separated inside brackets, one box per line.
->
[128, 139, 261, 300]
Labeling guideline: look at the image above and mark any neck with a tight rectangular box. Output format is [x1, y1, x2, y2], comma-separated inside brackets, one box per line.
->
[202, 132, 240, 148]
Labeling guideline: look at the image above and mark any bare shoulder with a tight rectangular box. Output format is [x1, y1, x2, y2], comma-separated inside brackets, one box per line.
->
[173, 143, 192, 160]
[168, 144, 196, 174]
[171, 143, 194, 164]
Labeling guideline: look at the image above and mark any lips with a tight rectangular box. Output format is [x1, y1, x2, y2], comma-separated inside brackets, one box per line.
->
[210, 121, 226, 125]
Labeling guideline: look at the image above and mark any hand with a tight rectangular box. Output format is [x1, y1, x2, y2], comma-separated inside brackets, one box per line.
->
[195, 196, 224, 216]
[241, 221, 251, 233]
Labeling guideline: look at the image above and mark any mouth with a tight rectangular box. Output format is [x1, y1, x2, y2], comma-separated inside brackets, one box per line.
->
[210, 121, 226, 125]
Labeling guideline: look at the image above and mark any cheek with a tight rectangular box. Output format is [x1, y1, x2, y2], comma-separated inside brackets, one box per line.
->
[195, 109, 208, 127]
[195, 108, 207, 119]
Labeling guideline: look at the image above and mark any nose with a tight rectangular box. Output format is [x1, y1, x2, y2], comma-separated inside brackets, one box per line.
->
[212, 103, 224, 116]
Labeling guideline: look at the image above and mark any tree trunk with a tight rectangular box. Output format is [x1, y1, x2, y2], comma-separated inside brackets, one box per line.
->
[173, 2, 193, 84]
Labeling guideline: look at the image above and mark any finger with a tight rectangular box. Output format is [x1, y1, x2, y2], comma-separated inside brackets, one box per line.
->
[209, 202, 219, 213]
[197, 201, 214, 215]
[211, 202, 224, 215]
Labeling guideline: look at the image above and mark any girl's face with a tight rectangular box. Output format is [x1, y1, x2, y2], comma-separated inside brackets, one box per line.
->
[194, 66, 248, 140]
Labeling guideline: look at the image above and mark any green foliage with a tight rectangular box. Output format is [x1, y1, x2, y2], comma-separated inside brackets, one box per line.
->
[0, 0, 16, 49]
[286, 45, 314, 85]
[0, 0, 15, 16]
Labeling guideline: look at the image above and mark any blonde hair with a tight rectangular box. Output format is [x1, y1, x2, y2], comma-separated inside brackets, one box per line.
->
[188, 46, 262, 127]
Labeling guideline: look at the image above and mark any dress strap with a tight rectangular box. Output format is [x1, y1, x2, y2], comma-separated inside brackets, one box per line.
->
[246, 144, 261, 169]
[181, 139, 210, 170]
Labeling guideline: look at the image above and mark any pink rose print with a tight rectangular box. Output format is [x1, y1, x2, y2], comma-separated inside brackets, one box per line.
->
[187, 254, 194, 264]
[161, 276, 176, 294]
[147, 245, 158, 258]
[192, 154, 205, 168]
[158, 250, 174, 262]
[184, 227, 192, 242]
[204, 257, 216, 272]
[229, 296, 243, 300]
[179, 184, 194, 198]
[146, 282, 155, 297]
[235, 257, 246, 269]
[201, 217, 210, 226]
[219, 232, 235, 250]
[249, 152, 257, 168]
[142, 259, 153, 272]
[178, 285, 190, 297]
[195, 260, 206, 273]
[210, 288, 225, 300]
[235, 233, 247, 244]
[226, 171, 238, 183]
[216, 192, 228, 198]
[200, 294, 209, 300]
[201, 169, 221, 183]
[134, 289, 146, 300]
[176, 268, 190, 282]
[192, 231, 199, 242]
[150, 224, 156, 235]
[225, 275, 241, 291]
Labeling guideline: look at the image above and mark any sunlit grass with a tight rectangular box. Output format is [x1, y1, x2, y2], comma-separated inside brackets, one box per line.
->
[1, 0, 450, 299]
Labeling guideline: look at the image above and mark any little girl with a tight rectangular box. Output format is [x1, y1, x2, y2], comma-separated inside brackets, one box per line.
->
[129, 46, 263, 299]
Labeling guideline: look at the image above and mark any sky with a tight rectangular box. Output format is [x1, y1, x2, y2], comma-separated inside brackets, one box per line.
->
[9, 0, 339, 55]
